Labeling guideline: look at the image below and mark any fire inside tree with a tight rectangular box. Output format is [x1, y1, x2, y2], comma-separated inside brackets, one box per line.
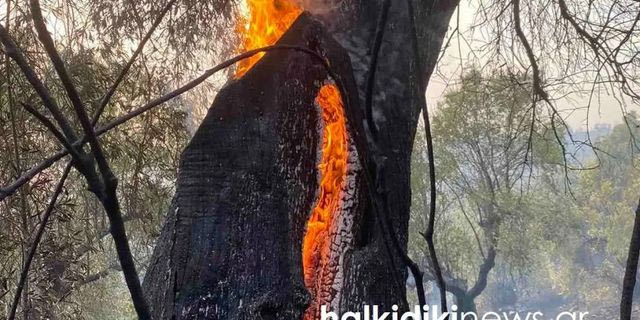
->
[303, 84, 349, 318]
[4, 0, 638, 318]
[234, 0, 303, 78]
[236, 1, 350, 319]
[142, 2, 368, 317]
[142, 0, 457, 318]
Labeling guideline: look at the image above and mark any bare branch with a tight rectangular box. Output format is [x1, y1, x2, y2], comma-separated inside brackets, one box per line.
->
[511, 0, 548, 101]
[363, 0, 391, 139]
[92, 0, 177, 125]
[0, 44, 336, 202]
[0, 24, 78, 142]
[512, 0, 575, 193]
[7, 164, 71, 320]
[30, 0, 112, 185]
[408, 0, 448, 312]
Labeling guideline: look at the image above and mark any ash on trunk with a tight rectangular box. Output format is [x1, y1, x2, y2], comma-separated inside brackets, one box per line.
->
[143, 13, 363, 320]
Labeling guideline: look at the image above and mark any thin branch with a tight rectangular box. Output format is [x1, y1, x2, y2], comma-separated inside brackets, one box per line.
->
[30, 0, 112, 185]
[0, 44, 335, 202]
[408, 0, 448, 313]
[348, 0, 435, 309]
[512, 0, 573, 194]
[0, 24, 79, 142]
[20, 103, 83, 161]
[0, 152, 67, 202]
[339, 0, 448, 312]
[450, 186, 485, 259]
[364, 0, 391, 139]
[511, 0, 548, 101]
[92, 0, 177, 125]
[621, 198, 640, 320]
[7, 165, 71, 320]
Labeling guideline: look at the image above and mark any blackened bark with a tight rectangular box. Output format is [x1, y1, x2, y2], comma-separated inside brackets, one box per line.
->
[326, 0, 458, 312]
[621, 199, 640, 320]
[144, 1, 459, 318]
[143, 14, 362, 319]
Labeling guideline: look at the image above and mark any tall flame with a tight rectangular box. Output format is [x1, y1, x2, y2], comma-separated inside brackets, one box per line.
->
[302, 83, 348, 285]
[236, 1, 348, 317]
[235, 0, 303, 77]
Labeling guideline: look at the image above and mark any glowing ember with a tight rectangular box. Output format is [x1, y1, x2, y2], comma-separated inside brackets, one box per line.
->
[236, 1, 349, 317]
[302, 83, 348, 288]
[235, 0, 303, 78]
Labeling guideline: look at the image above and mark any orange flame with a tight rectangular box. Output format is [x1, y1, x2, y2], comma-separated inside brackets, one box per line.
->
[302, 83, 348, 285]
[236, 1, 348, 317]
[235, 0, 303, 78]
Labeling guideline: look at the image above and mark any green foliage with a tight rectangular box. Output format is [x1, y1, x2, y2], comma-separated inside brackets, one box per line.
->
[553, 117, 640, 306]
[0, 2, 192, 317]
[409, 68, 569, 310]
[411, 92, 640, 311]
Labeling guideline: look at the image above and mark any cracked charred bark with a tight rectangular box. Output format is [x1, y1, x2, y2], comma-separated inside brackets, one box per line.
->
[144, 1, 458, 319]
[143, 14, 362, 319]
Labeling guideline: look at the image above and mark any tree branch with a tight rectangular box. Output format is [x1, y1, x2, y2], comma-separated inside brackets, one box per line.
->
[364, 0, 391, 139]
[408, 0, 448, 313]
[20, 103, 84, 161]
[467, 246, 497, 298]
[512, 0, 574, 193]
[511, 0, 547, 101]
[30, 0, 112, 186]
[0, 24, 79, 142]
[92, 0, 177, 125]
[7, 164, 71, 320]
[0, 44, 338, 202]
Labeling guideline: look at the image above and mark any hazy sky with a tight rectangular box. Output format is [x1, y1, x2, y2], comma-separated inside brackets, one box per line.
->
[1, 0, 634, 131]
[426, 1, 636, 131]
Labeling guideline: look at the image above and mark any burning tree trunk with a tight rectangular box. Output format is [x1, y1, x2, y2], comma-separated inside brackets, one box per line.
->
[143, 13, 365, 319]
[144, 1, 458, 319]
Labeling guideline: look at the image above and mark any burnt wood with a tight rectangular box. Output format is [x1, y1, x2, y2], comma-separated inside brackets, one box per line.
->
[144, 0, 460, 318]
[143, 13, 362, 319]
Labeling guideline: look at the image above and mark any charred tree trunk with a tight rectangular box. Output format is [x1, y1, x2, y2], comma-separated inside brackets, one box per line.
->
[621, 199, 640, 320]
[326, 1, 457, 313]
[143, 14, 363, 319]
[144, 1, 458, 319]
